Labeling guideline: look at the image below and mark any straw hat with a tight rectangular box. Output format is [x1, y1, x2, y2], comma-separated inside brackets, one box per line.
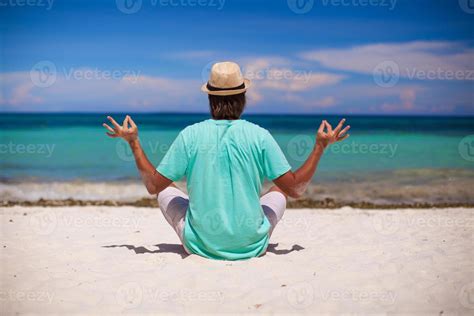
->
[201, 61, 251, 96]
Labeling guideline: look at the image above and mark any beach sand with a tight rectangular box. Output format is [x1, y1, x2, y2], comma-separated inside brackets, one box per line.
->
[1, 206, 473, 315]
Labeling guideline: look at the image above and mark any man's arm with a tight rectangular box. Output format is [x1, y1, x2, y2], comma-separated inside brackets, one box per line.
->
[273, 119, 350, 198]
[103, 115, 171, 195]
[127, 138, 172, 194]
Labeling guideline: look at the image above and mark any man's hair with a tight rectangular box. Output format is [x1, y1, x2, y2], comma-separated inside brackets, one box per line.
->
[208, 92, 246, 120]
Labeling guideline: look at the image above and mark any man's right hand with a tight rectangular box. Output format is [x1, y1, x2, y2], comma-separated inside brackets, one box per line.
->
[316, 119, 350, 150]
[103, 115, 138, 143]
[103, 115, 172, 195]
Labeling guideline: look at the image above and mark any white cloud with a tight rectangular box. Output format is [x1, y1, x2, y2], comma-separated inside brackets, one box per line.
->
[380, 88, 417, 112]
[1, 58, 345, 111]
[283, 94, 337, 108]
[300, 41, 474, 80]
[311, 96, 337, 108]
[1, 46, 471, 114]
[0, 70, 201, 111]
[241, 57, 344, 105]
[0, 72, 43, 106]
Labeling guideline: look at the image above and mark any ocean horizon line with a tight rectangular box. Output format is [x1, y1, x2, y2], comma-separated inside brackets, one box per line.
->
[1, 111, 473, 119]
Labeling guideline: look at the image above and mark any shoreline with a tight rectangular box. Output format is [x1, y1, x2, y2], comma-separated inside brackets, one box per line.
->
[2, 170, 474, 207]
[2, 198, 474, 209]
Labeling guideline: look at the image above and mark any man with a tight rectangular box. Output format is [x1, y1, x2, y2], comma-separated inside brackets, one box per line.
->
[103, 61, 350, 260]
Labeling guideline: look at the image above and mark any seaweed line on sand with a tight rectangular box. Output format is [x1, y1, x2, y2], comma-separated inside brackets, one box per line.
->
[1, 198, 473, 209]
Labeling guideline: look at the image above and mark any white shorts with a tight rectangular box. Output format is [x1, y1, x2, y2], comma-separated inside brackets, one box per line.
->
[157, 186, 287, 254]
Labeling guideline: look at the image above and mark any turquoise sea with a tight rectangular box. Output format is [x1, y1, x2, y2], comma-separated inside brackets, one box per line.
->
[1, 113, 473, 204]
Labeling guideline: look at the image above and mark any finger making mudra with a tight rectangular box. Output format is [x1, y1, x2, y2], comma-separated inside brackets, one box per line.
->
[103, 115, 138, 142]
[316, 119, 351, 149]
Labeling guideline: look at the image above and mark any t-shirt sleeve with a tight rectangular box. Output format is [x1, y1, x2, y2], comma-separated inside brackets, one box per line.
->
[261, 130, 292, 180]
[156, 132, 188, 182]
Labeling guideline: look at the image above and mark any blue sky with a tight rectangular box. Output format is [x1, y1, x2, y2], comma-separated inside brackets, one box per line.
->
[1, 0, 473, 115]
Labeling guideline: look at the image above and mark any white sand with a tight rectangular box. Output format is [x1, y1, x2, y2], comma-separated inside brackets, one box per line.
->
[1, 206, 473, 315]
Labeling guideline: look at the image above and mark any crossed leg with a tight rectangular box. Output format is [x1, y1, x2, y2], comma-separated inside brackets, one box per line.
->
[157, 184, 287, 255]
[260, 186, 287, 236]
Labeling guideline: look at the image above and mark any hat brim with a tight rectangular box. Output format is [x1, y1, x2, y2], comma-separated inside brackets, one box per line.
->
[201, 79, 251, 96]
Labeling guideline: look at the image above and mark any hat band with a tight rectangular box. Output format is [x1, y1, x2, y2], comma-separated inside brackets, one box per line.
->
[206, 82, 245, 92]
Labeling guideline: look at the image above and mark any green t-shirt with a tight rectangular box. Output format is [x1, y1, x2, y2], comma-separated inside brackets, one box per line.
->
[156, 119, 291, 260]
